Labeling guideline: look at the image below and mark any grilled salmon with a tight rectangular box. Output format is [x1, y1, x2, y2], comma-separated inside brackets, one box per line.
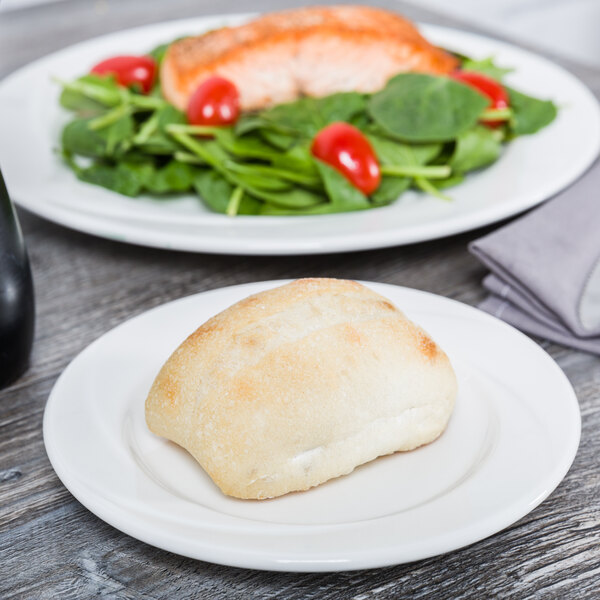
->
[161, 6, 458, 112]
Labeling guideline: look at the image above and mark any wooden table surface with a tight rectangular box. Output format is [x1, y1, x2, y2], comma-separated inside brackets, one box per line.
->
[1, 1, 599, 598]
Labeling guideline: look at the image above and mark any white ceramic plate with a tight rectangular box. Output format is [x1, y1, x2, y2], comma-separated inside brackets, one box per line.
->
[43, 281, 580, 571]
[1, 16, 599, 255]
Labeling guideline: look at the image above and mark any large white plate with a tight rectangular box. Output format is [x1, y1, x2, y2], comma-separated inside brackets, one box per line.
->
[43, 281, 580, 571]
[1, 16, 599, 255]
[1, 15, 599, 255]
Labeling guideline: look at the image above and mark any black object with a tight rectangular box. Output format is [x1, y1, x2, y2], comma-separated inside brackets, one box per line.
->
[0, 168, 34, 388]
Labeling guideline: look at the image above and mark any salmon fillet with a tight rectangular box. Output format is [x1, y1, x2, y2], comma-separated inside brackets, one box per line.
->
[161, 6, 458, 111]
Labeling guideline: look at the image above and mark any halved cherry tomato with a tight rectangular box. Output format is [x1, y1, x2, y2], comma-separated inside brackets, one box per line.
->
[91, 55, 157, 94]
[311, 122, 381, 195]
[450, 70, 509, 126]
[187, 77, 241, 126]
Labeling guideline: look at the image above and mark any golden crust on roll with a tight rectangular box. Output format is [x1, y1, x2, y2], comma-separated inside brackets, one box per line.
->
[145, 278, 457, 499]
[161, 6, 458, 111]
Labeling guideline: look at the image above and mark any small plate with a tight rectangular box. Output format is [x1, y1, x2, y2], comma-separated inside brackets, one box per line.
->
[43, 281, 581, 571]
[1, 15, 599, 254]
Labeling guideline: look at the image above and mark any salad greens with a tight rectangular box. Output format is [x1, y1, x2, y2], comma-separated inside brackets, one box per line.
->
[58, 49, 557, 216]
[506, 87, 559, 136]
[368, 73, 490, 142]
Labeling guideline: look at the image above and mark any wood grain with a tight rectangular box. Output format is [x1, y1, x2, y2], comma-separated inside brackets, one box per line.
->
[1, 1, 599, 598]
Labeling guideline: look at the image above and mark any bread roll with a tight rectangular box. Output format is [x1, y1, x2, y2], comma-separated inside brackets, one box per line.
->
[145, 278, 457, 499]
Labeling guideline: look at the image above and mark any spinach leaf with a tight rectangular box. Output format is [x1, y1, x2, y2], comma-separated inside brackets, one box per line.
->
[169, 133, 230, 172]
[59, 74, 124, 110]
[62, 108, 135, 158]
[135, 135, 178, 155]
[367, 134, 441, 167]
[224, 161, 321, 188]
[258, 203, 332, 215]
[234, 114, 274, 136]
[59, 88, 106, 116]
[103, 114, 135, 156]
[428, 142, 455, 166]
[370, 177, 411, 206]
[271, 142, 318, 174]
[412, 143, 443, 165]
[146, 160, 195, 194]
[254, 99, 319, 136]
[349, 111, 371, 131]
[367, 135, 411, 204]
[193, 170, 262, 215]
[212, 128, 283, 160]
[62, 118, 108, 158]
[450, 125, 502, 173]
[135, 104, 186, 154]
[316, 92, 367, 125]
[245, 185, 324, 209]
[63, 113, 135, 159]
[193, 170, 230, 213]
[156, 104, 186, 132]
[460, 56, 513, 81]
[256, 92, 366, 137]
[367, 135, 440, 205]
[431, 173, 465, 190]
[259, 128, 298, 150]
[72, 154, 196, 198]
[229, 171, 292, 192]
[237, 194, 263, 215]
[76, 160, 150, 197]
[368, 73, 489, 142]
[507, 87, 558, 135]
[62, 115, 134, 158]
[119, 160, 155, 188]
[315, 160, 370, 211]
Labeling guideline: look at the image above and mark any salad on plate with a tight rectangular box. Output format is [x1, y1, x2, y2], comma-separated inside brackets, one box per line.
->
[57, 6, 558, 217]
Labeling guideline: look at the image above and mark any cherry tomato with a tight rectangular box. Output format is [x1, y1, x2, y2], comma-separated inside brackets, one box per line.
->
[91, 55, 156, 94]
[311, 122, 381, 195]
[451, 70, 509, 126]
[187, 77, 241, 126]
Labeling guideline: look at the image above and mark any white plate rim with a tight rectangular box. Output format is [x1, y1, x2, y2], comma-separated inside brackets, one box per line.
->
[43, 280, 581, 571]
[1, 16, 600, 254]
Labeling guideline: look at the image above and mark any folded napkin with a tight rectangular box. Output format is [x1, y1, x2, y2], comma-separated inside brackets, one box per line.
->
[469, 160, 600, 354]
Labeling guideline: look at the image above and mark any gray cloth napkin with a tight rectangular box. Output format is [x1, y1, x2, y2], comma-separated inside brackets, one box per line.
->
[469, 160, 600, 354]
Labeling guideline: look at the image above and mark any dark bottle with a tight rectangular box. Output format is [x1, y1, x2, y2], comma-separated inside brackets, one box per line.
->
[0, 168, 34, 388]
